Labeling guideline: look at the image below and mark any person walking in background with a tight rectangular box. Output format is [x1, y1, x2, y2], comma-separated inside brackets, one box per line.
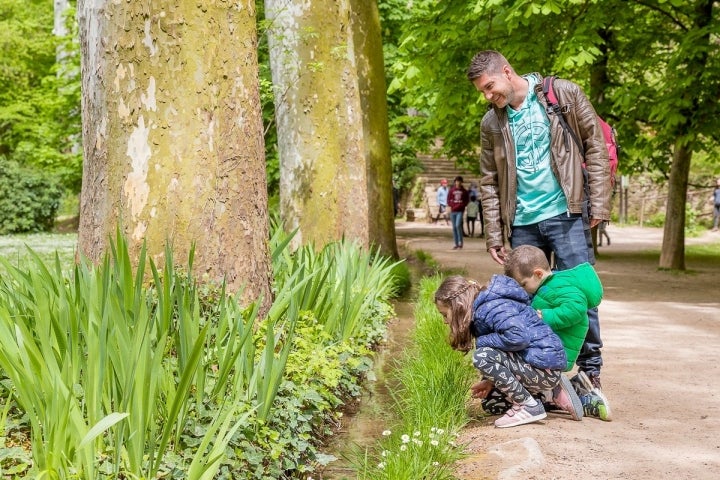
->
[435, 274, 574, 428]
[712, 178, 720, 232]
[466, 194, 480, 237]
[448, 176, 469, 249]
[598, 220, 611, 246]
[435, 178, 449, 224]
[467, 50, 612, 399]
[469, 181, 480, 199]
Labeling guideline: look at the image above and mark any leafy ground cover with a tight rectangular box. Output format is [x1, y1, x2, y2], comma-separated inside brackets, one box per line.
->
[0, 230, 407, 479]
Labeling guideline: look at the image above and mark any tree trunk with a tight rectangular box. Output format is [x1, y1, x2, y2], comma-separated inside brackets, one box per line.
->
[659, 142, 692, 270]
[658, 1, 712, 271]
[76, 0, 272, 308]
[265, 0, 397, 258]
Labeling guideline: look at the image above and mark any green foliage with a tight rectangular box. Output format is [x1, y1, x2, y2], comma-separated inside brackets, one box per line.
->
[256, 1, 281, 199]
[388, 260, 412, 295]
[0, 0, 82, 193]
[391, 134, 425, 193]
[0, 227, 403, 479]
[0, 158, 62, 234]
[378, 0, 720, 177]
[352, 276, 474, 479]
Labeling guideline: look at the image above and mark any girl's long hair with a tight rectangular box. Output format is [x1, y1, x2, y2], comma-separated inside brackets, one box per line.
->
[434, 275, 484, 353]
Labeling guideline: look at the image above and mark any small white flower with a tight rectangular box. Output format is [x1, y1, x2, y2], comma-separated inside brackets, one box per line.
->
[401, 434, 410, 443]
[431, 427, 437, 433]
[413, 431, 421, 437]
[382, 430, 392, 436]
[377, 462, 385, 469]
[412, 439, 423, 446]
[430, 440, 439, 446]
[433, 461, 439, 466]
[381, 450, 389, 457]
[437, 428, 445, 435]
[400, 445, 407, 451]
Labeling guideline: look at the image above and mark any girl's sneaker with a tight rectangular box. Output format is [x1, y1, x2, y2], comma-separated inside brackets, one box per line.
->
[551, 374, 584, 421]
[494, 402, 547, 428]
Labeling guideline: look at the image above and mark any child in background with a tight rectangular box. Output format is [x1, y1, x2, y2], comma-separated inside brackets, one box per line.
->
[435, 274, 572, 428]
[504, 244, 611, 421]
[466, 195, 480, 237]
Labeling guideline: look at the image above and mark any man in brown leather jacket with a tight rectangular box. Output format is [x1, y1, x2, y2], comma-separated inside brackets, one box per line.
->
[466, 50, 612, 419]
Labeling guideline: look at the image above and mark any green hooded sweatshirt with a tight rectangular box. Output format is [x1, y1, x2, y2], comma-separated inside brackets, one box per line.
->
[532, 262, 603, 371]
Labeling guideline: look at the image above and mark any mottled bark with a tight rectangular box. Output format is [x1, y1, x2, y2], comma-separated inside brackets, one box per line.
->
[350, 0, 398, 258]
[265, 0, 397, 257]
[77, 0, 272, 308]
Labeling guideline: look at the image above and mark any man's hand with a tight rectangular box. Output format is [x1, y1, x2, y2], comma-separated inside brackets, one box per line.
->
[470, 379, 494, 399]
[589, 217, 602, 228]
[488, 246, 507, 265]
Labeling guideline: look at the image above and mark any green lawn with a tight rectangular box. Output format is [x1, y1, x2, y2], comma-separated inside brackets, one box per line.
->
[0, 233, 78, 268]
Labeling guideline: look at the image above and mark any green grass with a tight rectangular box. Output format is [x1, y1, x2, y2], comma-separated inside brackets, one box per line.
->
[686, 241, 720, 258]
[352, 277, 475, 479]
[0, 233, 77, 269]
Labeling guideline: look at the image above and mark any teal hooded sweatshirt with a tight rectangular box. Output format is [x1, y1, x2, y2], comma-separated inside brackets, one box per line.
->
[532, 262, 603, 371]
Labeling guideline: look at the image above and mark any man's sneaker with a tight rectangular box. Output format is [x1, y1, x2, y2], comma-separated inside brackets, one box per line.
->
[494, 402, 547, 428]
[576, 371, 612, 421]
[579, 392, 611, 421]
[551, 375, 584, 421]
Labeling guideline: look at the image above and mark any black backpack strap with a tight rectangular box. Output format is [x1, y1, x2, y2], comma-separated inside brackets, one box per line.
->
[542, 76, 585, 157]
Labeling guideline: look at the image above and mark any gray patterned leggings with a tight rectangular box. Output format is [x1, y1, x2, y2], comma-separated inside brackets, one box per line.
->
[473, 346, 561, 409]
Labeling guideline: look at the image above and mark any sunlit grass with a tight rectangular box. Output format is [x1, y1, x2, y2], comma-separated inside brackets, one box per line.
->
[352, 277, 474, 479]
[0, 233, 77, 269]
[686, 241, 720, 257]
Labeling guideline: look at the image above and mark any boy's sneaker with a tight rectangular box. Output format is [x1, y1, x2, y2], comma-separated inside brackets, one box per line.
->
[494, 402, 547, 428]
[551, 375, 584, 421]
[575, 371, 612, 421]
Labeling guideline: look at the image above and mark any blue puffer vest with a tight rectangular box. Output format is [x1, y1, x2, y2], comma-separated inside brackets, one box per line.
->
[471, 274, 566, 371]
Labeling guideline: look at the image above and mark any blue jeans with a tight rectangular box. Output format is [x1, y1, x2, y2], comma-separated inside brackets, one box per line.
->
[510, 212, 603, 377]
[451, 211, 464, 246]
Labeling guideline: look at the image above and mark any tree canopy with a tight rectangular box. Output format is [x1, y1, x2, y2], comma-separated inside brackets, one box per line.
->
[382, 0, 720, 177]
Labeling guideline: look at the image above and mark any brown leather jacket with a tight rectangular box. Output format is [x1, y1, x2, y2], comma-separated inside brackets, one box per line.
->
[479, 74, 612, 251]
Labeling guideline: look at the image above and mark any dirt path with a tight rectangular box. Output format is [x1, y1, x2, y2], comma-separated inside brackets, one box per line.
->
[395, 222, 720, 480]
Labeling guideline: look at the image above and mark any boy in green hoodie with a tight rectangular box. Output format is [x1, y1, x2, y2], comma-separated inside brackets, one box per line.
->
[504, 244, 611, 421]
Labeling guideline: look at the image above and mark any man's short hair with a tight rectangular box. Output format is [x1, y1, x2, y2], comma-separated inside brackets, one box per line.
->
[467, 50, 509, 81]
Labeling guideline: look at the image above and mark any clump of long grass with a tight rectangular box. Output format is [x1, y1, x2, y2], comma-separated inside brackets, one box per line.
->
[352, 276, 475, 479]
[0, 233, 300, 478]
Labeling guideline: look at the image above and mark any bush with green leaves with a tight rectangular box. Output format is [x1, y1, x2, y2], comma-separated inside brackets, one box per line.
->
[0, 225, 404, 479]
[0, 158, 62, 234]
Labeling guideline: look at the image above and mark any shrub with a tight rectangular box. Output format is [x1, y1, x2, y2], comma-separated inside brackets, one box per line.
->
[0, 158, 62, 234]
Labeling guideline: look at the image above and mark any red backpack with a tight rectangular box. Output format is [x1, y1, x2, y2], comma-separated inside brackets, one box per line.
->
[542, 75, 619, 187]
